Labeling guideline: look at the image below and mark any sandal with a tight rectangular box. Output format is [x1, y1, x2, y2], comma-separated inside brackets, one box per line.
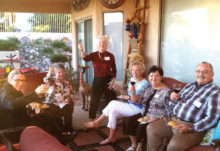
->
[126, 146, 136, 151]
[83, 121, 97, 129]
[99, 138, 115, 145]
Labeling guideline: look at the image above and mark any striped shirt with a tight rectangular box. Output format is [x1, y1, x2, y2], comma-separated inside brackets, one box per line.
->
[173, 81, 220, 132]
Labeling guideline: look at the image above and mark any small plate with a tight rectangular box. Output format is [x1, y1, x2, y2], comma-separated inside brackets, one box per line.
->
[117, 95, 130, 100]
[137, 116, 150, 123]
[41, 104, 49, 109]
[167, 121, 179, 128]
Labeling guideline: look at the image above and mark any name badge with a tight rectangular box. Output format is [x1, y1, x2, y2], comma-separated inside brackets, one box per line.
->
[105, 57, 110, 60]
[193, 100, 202, 108]
[154, 94, 160, 98]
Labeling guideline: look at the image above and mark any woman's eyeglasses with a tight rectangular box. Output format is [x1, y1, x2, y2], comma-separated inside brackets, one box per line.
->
[13, 79, 26, 83]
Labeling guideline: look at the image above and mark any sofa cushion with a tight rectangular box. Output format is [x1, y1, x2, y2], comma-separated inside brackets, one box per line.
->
[22, 72, 47, 95]
[20, 126, 71, 151]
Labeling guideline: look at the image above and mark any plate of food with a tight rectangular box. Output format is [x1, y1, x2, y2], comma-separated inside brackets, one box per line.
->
[41, 104, 49, 109]
[117, 95, 130, 102]
[137, 116, 151, 124]
[167, 121, 179, 128]
[117, 95, 130, 100]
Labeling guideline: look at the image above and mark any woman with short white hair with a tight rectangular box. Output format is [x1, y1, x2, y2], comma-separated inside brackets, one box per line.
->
[78, 35, 117, 121]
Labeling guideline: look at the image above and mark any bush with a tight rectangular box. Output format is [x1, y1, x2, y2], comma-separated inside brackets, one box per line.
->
[43, 47, 53, 54]
[44, 39, 52, 45]
[52, 40, 66, 48]
[50, 54, 68, 63]
[8, 37, 20, 45]
[34, 38, 43, 45]
[63, 46, 72, 52]
[0, 37, 20, 50]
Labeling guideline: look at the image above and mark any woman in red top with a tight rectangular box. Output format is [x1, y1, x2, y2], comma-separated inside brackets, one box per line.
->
[78, 35, 117, 121]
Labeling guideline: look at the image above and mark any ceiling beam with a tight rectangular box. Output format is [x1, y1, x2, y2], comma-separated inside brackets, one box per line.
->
[0, 0, 72, 13]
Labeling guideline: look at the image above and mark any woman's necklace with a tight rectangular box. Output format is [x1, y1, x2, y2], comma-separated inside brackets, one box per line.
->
[98, 51, 106, 60]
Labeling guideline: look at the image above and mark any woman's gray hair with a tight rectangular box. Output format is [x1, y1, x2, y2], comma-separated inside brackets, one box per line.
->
[8, 69, 23, 83]
[96, 35, 108, 48]
[54, 63, 65, 72]
[129, 61, 146, 74]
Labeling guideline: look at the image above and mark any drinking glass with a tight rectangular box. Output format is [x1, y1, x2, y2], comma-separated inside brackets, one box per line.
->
[130, 77, 136, 85]
[173, 84, 182, 93]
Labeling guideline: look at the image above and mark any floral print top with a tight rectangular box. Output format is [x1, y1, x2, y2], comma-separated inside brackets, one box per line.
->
[139, 84, 173, 117]
[44, 78, 74, 106]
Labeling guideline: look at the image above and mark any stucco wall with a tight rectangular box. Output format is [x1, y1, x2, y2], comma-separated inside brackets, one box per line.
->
[71, 0, 160, 73]
[143, 0, 161, 71]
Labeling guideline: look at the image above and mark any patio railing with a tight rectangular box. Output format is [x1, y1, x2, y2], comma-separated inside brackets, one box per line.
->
[0, 12, 72, 33]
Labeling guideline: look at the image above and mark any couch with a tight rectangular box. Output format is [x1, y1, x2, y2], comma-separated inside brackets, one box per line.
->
[161, 77, 219, 151]
[22, 72, 47, 95]
[20, 126, 72, 151]
[0, 72, 73, 151]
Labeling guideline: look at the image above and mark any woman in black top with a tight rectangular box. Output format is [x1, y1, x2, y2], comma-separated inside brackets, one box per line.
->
[0, 70, 47, 143]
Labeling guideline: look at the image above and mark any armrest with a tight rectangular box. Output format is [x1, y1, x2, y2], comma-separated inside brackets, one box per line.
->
[0, 126, 25, 151]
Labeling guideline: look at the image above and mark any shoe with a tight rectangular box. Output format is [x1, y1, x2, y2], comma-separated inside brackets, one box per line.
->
[83, 121, 97, 129]
[62, 130, 78, 139]
[99, 138, 115, 145]
[126, 146, 136, 151]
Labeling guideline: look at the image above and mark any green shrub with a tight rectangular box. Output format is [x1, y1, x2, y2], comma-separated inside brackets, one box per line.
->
[43, 47, 53, 54]
[52, 40, 66, 48]
[63, 46, 72, 52]
[0, 37, 20, 50]
[34, 38, 43, 45]
[50, 54, 68, 63]
[44, 39, 52, 45]
[8, 37, 20, 45]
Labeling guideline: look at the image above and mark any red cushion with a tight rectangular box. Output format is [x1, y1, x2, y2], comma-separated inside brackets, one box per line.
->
[21, 72, 47, 95]
[20, 126, 71, 151]
[0, 144, 20, 151]
[162, 77, 187, 90]
[186, 145, 216, 151]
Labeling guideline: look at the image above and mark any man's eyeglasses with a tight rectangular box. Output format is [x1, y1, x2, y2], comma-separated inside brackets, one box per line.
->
[195, 70, 212, 74]
[13, 79, 26, 83]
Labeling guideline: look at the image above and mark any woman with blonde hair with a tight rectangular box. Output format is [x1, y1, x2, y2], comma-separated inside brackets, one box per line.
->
[83, 61, 148, 145]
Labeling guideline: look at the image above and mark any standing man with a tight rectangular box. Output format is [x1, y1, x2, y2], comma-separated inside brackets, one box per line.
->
[147, 62, 220, 151]
[78, 35, 117, 121]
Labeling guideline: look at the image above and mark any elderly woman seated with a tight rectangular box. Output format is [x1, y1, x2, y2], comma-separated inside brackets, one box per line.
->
[43, 63, 76, 143]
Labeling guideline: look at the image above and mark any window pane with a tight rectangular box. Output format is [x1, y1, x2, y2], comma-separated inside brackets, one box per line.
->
[104, 12, 123, 81]
[161, 0, 220, 86]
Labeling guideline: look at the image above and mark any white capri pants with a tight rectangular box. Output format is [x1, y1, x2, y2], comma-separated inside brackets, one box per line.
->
[102, 100, 142, 129]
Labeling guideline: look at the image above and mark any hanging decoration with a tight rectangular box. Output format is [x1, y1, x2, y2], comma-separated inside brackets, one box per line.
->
[72, 0, 91, 11]
[99, 0, 125, 9]
[124, 8, 142, 40]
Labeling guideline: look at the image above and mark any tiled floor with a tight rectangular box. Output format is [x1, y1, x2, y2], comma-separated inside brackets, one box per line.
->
[69, 125, 130, 151]
[70, 94, 131, 151]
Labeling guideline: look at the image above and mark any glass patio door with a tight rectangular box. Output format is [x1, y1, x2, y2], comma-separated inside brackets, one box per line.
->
[77, 18, 93, 85]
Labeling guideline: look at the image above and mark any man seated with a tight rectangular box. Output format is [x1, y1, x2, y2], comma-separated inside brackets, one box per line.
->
[147, 62, 220, 151]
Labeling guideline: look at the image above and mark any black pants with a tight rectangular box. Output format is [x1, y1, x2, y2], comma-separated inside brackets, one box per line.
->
[34, 102, 74, 143]
[123, 113, 147, 143]
[89, 76, 116, 119]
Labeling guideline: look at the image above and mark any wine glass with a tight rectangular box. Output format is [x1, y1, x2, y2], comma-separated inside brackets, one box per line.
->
[130, 77, 136, 85]
[173, 83, 182, 93]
